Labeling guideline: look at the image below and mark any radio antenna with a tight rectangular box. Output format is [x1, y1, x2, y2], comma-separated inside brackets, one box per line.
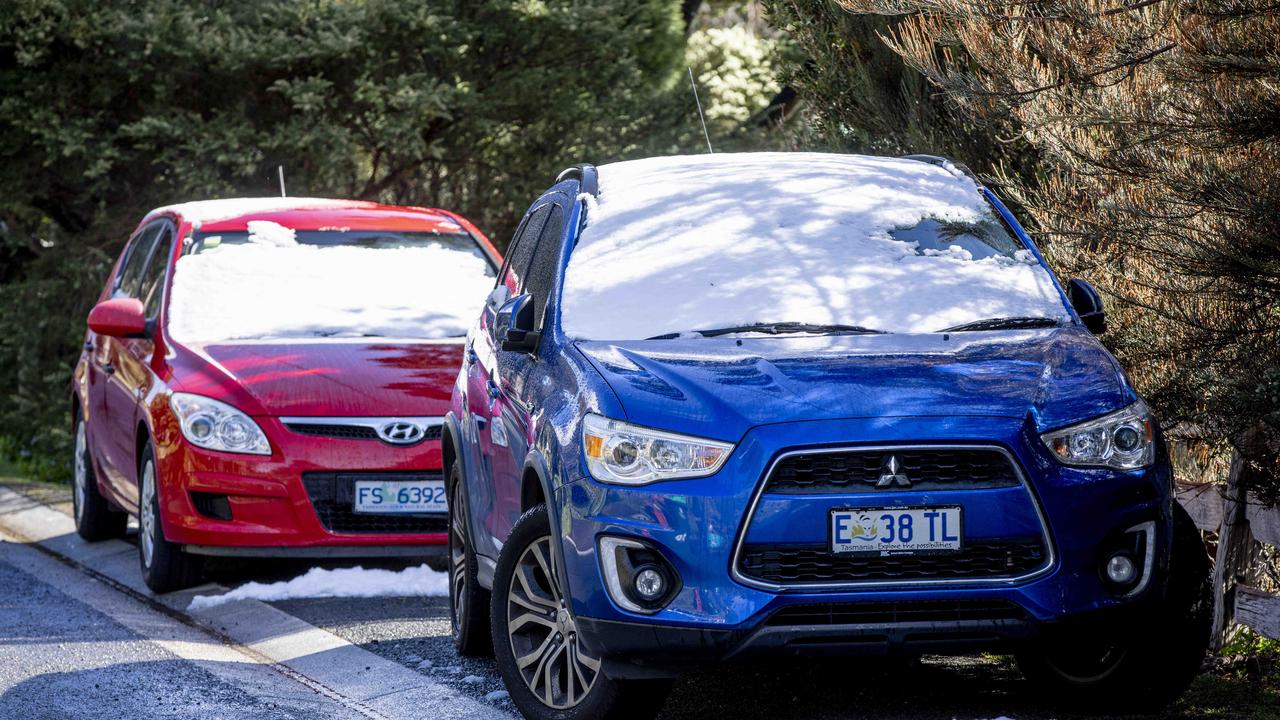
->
[687, 67, 713, 154]
[277, 165, 287, 197]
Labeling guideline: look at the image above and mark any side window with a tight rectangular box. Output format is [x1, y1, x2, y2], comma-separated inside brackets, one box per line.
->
[114, 225, 161, 299]
[139, 225, 175, 320]
[522, 203, 566, 325]
[499, 204, 550, 294]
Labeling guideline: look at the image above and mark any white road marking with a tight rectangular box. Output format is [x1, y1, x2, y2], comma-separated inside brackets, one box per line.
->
[0, 486, 510, 720]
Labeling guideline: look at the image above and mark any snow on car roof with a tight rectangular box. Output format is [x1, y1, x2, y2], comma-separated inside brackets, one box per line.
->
[149, 197, 383, 224]
[560, 152, 1069, 340]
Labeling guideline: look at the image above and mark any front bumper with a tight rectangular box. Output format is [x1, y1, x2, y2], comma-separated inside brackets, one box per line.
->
[557, 416, 1173, 669]
[153, 415, 448, 551]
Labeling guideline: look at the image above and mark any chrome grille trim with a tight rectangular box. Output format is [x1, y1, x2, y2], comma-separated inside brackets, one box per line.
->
[729, 443, 1057, 592]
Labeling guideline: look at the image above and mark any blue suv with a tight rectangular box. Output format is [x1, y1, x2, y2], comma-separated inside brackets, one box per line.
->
[444, 153, 1210, 720]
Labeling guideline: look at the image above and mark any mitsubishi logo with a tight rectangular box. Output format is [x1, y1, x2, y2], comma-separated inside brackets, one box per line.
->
[876, 455, 912, 488]
[377, 421, 426, 445]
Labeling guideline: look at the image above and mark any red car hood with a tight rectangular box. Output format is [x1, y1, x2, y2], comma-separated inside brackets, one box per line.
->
[170, 340, 462, 417]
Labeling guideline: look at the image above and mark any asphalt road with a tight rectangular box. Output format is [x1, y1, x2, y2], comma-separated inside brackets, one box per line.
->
[0, 538, 369, 720]
[1, 482, 1266, 720]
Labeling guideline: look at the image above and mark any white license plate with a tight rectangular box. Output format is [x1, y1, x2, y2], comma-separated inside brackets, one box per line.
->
[830, 506, 962, 555]
[353, 479, 447, 514]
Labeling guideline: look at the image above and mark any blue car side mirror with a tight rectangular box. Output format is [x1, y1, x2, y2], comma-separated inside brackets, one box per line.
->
[1066, 279, 1107, 335]
[497, 293, 540, 353]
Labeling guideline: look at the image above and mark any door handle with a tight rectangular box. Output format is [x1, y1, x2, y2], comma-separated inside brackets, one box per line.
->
[486, 379, 500, 399]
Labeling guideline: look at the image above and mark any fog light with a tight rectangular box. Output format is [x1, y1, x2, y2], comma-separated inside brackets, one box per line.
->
[598, 536, 682, 615]
[1105, 553, 1136, 584]
[633, 567, 665, 600]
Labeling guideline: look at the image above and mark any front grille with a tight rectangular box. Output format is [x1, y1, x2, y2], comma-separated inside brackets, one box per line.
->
[284, 423, 442, 443]
[738, 539, 1046, 584]
[766, 600, 1026, 626]
[765, 448, 1019, 493]
[287, 423, 380, 440]
[302, 472, 448, 535]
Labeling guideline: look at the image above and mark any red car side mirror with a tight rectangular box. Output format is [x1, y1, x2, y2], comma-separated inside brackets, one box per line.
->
[88, 298, 149, 338]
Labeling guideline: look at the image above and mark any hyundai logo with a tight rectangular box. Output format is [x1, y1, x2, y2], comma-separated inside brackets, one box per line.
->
[377, 421, 426, 445]
[875, 455, 912, 488]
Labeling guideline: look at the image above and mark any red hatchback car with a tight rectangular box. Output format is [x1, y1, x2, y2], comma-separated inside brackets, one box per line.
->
[71, 198, 500, 592]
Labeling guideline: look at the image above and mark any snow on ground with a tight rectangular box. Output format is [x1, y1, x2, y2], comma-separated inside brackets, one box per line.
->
[560, 152, 1068, 340]
[168, 223, 494, 341]
[188, 564, 448, 610]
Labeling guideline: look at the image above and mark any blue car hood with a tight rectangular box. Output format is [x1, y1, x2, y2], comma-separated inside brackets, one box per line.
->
[575, 327, 1133, 443]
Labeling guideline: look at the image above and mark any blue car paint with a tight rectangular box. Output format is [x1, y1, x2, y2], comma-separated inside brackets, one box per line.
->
[446, 170, 1174, 662]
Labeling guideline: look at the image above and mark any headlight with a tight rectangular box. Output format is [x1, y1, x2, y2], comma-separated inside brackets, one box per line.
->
[169, 392, 271, 455]
[1040, 400, 1154, 470]
[583, 413, 733, 485]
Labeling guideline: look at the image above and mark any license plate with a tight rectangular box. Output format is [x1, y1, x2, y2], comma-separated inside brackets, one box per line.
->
[353, 479, 447, 514]
[830, 506, 962, 555]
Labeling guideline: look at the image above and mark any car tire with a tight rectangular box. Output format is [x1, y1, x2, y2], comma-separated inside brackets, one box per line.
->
[448, 463, 492, 657]
[1015, 504, 1211, 712]
[72, 411, 128, 542]
[137, 444, 203, 593]
[491, 504, 670, 720]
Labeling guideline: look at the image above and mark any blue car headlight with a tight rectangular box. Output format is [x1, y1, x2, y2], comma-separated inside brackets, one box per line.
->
[1040, 400, 1154, 470]
[582, 413, 733, 485]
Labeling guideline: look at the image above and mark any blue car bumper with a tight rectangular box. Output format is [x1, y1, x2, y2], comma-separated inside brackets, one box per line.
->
[556, 415, 1173, 672]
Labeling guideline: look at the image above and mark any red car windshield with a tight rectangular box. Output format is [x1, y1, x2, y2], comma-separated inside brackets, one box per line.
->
[168, 225, 497, 342]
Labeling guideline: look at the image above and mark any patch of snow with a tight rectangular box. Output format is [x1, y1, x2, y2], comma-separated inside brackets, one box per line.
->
[169, 240, 494, 341]
[187, 564, 447, 610]
[484, 690, 510, 703]
[562, 152, 1068, 339]
[461, 675, 485, 685]
[415, 659, 434, 670]
[245, 220, 297, 247]
[154, 197, 383, 225]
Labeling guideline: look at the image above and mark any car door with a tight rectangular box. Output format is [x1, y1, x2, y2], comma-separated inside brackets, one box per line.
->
[488, 195, 569, 541]
[99, 221, 174, 510]
[468, 202, 556, 549]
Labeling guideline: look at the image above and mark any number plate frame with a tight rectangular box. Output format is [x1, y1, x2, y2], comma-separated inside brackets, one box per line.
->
[352, 478, 448, 515]
[828, 505, 964, 556]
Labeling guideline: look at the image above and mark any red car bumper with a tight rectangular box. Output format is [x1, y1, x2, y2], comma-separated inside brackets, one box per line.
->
[154, 416, 447, 556]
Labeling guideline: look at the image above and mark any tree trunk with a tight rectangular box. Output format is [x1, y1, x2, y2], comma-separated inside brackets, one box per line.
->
[1210, 446, 1259, 651]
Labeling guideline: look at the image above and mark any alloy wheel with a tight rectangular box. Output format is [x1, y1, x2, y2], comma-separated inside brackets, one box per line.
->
[139, 459, 157, 569]
[73, 422, 87, 524]
[449, 481, 469, 638]
[506, 535, 600, 709]
[1045, 643, 1129, 683]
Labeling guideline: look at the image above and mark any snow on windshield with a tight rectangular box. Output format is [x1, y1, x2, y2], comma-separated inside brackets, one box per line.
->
[168, 222, 494, 342]
[560, 153, 1068, 340]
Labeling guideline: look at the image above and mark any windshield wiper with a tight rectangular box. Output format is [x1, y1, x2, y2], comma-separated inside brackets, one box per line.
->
[940, 316, 1062, 332]
[646, 322, 888, 340]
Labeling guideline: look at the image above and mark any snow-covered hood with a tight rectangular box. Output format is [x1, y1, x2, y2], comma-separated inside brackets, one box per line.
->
[576, 327, 1134, 443]
[169, 340, 462, 417]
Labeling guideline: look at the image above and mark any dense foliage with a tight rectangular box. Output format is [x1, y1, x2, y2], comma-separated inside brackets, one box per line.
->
[775, 0, 1280, 501]
[0, 0, 727, 480]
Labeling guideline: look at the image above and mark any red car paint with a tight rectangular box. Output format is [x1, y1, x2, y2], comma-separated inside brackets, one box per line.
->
[72, 199, 500, 554]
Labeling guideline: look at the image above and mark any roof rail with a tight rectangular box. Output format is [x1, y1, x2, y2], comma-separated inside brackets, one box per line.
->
[900, 154, 981, 185]
[555, 163, 599, 196]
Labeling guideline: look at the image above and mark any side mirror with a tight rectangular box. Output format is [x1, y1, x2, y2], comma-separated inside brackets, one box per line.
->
[87, 298, 149, 338]
[1065, 279, 1106, 335]
[496, 294, 540, 353]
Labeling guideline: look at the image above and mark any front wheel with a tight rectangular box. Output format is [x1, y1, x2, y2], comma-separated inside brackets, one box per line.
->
[137, 444, 203, 593]
[1016, 506, 1211, 711]
[491, 504, 670, 720]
